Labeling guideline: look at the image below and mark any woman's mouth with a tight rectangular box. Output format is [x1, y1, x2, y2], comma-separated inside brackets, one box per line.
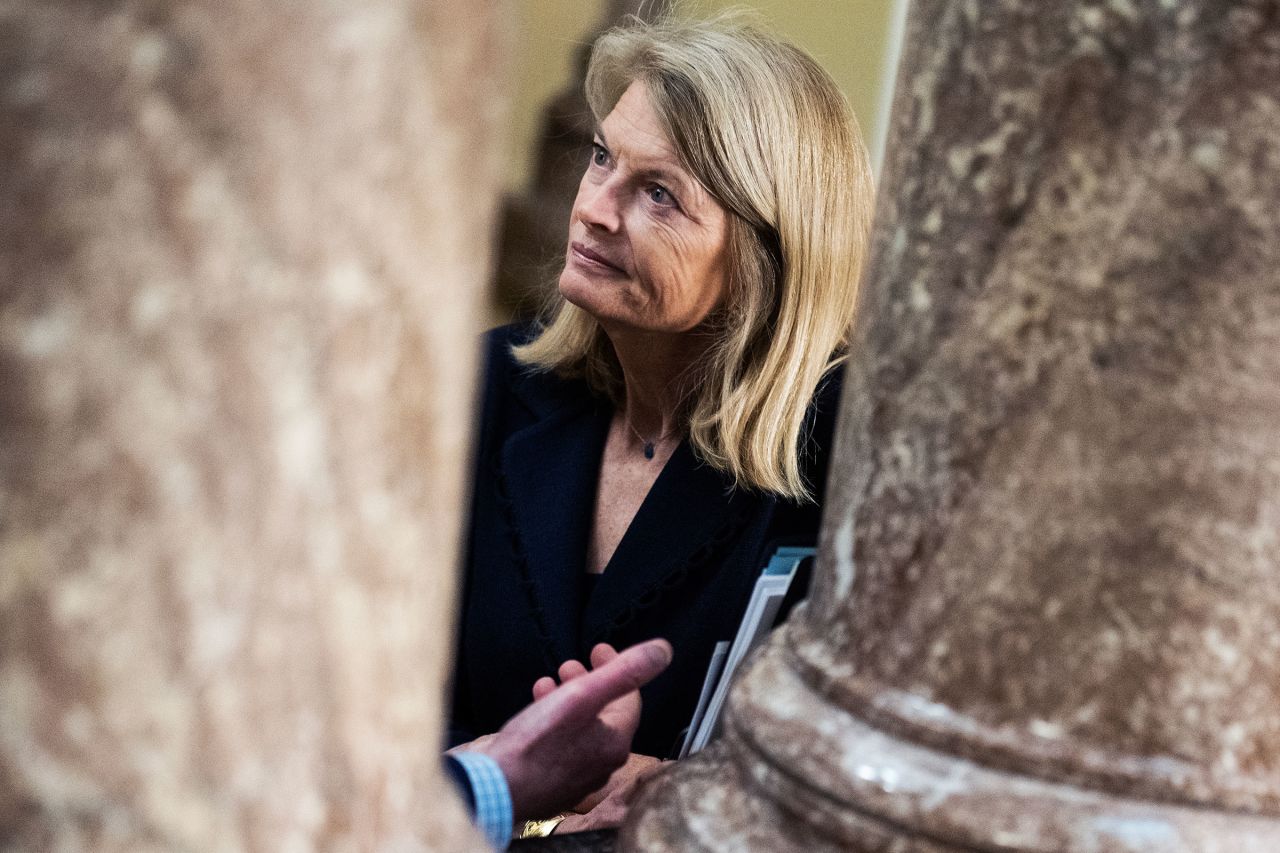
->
[570, 242, 626, 275]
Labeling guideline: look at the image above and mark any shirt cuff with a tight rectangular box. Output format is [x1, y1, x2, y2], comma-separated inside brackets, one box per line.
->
[447, 751, 514, 850]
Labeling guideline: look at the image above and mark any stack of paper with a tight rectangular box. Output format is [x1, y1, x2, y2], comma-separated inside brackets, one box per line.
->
[678, 546, 815, 758]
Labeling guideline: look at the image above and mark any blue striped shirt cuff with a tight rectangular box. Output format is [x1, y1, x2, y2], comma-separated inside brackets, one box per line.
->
[449, 751, 513, 850]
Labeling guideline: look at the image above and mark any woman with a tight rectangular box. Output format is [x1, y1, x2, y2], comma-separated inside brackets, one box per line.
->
[451, 13, 872, 772]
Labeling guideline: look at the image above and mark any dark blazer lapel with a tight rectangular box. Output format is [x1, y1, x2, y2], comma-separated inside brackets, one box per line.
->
[499, 389, 610, 667]
[582, 441, 762, 647]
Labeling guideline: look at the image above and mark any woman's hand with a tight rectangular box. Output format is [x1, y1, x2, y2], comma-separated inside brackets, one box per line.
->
[571, 751, 661, 813]
[558, 753, 670, 832]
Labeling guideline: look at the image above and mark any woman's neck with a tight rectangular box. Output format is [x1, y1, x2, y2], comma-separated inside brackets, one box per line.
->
[605, 325, 711, 440]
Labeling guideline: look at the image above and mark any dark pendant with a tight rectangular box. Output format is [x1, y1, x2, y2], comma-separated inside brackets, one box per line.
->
[643, 442, 655, 459]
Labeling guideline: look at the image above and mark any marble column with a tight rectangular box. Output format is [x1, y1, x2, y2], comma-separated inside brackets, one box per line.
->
[626, 0, 1280, 850]
[1, 1, 505, 850]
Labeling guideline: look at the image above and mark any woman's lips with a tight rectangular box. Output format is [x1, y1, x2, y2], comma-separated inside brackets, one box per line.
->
[570, 242, 626, 275]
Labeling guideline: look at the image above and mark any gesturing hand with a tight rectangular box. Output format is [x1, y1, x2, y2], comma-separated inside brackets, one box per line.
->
[468, 638, 672, 822]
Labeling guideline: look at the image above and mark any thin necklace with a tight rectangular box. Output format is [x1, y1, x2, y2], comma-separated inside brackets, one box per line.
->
[625, 419, 676, 460]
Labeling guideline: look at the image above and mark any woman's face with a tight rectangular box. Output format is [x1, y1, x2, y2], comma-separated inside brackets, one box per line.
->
[559, 81, 729, 335]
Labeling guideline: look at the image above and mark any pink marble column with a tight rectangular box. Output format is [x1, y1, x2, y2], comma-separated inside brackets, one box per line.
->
[626, 0, 1280, 849]
[1, 1, 506, 849]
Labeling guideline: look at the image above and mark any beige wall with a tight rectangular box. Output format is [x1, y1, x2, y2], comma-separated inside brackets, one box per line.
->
[506, 1, 605, 191]
[505, 0, 902, 192]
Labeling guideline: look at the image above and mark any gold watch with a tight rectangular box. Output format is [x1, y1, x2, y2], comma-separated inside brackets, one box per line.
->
[517, 813, 569, 839]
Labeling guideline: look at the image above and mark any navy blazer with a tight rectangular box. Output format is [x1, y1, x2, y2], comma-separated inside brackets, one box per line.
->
[448, 324, 842, 757]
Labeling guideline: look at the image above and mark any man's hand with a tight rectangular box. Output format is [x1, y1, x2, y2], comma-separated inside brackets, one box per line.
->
[531, 644, 668, 830]
[468, 638, 672, 822]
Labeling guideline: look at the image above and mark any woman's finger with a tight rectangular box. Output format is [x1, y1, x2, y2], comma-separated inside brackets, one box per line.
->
[622, 760, 671, 803]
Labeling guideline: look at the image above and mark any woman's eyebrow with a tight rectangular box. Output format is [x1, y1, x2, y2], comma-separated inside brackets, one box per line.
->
[634, 165, 694, 195]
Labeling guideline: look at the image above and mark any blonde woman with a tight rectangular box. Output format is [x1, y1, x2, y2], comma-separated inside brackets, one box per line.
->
[449, 13, 873, 825]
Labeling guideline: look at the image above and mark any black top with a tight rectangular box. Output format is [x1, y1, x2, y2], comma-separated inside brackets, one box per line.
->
[448, 323, 843, 757]
[581, 571, 602, 611]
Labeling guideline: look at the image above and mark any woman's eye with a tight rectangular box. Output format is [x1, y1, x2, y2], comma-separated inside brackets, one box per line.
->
[590, 144, 609, 167]
[647, 185, 675, 207]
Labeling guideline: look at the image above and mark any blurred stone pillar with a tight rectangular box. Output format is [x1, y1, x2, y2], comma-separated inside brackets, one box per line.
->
[627, 0, 1280, 850]
[1, 1, 506, 850]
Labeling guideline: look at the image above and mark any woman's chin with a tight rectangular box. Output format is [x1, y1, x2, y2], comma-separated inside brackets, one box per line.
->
[559, 273, 620, 321]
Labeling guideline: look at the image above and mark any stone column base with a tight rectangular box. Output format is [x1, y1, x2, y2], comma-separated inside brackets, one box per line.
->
[624, 633, 1280, 852]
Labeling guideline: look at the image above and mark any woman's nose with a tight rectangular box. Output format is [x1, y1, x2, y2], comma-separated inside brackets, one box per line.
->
[575, 178, 622, 233]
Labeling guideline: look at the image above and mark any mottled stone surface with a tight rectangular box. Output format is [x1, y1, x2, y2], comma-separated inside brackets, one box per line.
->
[626, 0, 1280, 849]
[0, 1, 505, 849]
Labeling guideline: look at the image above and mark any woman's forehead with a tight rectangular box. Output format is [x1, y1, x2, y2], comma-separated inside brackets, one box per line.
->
[597, 82, 712, 206]
[598, 83, 681, 166]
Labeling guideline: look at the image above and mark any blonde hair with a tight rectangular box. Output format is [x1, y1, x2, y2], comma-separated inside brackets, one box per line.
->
[515, 13, 874, 501]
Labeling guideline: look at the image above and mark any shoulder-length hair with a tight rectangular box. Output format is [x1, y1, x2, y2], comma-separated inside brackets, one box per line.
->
[514, 13, 874, 501]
